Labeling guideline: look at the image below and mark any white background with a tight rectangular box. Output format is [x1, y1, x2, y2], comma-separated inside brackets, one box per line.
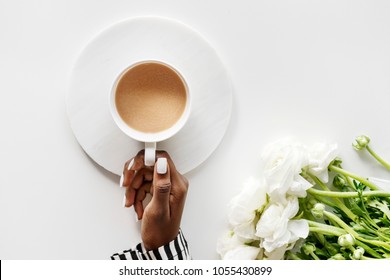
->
[1, 0, 390, 259]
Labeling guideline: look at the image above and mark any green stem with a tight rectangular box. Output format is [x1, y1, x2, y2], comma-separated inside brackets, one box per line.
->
[358, 238, 390, 251]
[323, 210, 359, 238]
[324, 211, 390, 251]
[309, 251, 320, 260]
[361, 256, 377, 260]
[316, 233, 326, 246]
[307, 188, 390, 198]
[366, 145, 390, 171]
[357, 192, 380, 230]
[310, 174, 330, 191]
[309, 194, 337, 208]
[344, 174, 357, 191]
[308, 220, 346, 235]
[287, 252, 302, 260]
[308, 174, 358, 221]
[309, 227, 344, 236]
[329, 165, 379, 190]
[354, 240, 383, 259]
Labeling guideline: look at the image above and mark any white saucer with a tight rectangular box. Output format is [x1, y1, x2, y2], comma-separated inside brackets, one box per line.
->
[66, 17, 233, 175]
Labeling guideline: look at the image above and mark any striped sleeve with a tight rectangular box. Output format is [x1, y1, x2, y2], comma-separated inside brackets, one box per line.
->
[111, 229, 191, 260]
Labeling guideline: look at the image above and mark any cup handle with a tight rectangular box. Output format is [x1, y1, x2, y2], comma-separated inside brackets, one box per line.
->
[144, 142, 156, 166]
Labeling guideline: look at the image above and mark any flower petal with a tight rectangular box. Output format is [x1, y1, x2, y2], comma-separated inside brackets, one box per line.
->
[223, 245, 261, 260]
[306, 143, 338, 183]
[264, 244, 288, 260]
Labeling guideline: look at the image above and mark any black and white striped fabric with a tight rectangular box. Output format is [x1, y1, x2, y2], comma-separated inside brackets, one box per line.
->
[111, 229, 191, 260]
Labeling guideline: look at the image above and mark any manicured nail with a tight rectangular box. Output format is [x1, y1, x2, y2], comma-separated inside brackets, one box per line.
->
[157, 157, 167, 174]
[127, 159, 134, 170]
[122, 195, 127, 208]
[119, 173, 124, 187]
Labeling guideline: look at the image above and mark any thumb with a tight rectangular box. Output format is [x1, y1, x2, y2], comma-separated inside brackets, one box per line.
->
[150, 157, 171, 215]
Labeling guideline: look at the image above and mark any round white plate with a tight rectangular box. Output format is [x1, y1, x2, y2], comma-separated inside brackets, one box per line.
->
[66, 16, 232, 175]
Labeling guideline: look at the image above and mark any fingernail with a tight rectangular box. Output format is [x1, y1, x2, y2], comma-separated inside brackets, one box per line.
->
[127, 159, 134, 170]
[119, 173, 124, 187]
[122, 195, 127, 208]
[157, 157, 167, 174]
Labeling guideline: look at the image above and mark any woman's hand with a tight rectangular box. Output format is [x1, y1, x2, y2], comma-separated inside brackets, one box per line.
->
[121, 150, 189, 250]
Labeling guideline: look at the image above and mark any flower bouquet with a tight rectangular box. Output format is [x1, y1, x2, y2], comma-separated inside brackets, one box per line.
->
[217, 136, 390, 260]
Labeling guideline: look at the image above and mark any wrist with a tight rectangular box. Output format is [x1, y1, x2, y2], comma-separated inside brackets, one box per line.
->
[142, 229, 180, 251]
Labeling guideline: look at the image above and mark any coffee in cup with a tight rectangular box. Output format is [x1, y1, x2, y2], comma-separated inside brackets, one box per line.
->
[110, 60, 190, 166]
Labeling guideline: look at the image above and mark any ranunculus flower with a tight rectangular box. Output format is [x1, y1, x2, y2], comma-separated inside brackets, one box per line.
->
[263, 244, 288, 260]
[255, 196, 309, 254]
[288, 174, 313, 198]
[305, 142, 338, 183]
[217, 139, 339, 260]
[261, 138, 310, 203]
[223, 245, 262, 260]
[227, 177, 268, 239]
[217, 231, 261, 260]
[216, 231, 241, 258]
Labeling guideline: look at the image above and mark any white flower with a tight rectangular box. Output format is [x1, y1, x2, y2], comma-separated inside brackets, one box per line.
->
[223, 245, 262, 260]
[263, 242, 296, 260]
[305, 142, 338, 183]
[261, 138, 311, 203]
[263, 244, 288, 260]
[227, 177, 268, 239]
[255, 196, 309, 254]
[217, 231, 261, 260]
[216, 231, 241, 258]
[218, 139, 338, 260]
[288, 174, 313, 198]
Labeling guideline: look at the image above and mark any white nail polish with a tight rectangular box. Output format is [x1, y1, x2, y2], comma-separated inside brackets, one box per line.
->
[127, 159, 134, 170]
[119, 173, 124, 187]
[157, 157, 167, 174]
[122, 195, 127, 208]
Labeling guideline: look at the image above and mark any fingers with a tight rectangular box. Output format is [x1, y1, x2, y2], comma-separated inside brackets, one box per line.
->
[121, 151, 148, 188]
[149, 157, 172, 216]
[121, 150, 187, 223]
[121, 150, 152, 209]
[124, 168, 153, 207]
[133, 182, 152, 220]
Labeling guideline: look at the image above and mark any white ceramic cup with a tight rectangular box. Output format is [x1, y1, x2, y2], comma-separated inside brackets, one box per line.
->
[109, 60, 191, 166]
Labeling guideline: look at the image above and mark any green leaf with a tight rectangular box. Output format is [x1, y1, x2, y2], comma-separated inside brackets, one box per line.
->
[369, 200, 390, 220]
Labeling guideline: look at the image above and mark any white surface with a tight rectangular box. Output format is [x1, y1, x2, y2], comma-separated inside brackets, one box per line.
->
[1, 0, 390, 260]
[67, 17, 232, 175]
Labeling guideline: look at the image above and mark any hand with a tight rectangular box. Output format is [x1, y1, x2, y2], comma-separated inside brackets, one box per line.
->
[121, 150, 189, 250]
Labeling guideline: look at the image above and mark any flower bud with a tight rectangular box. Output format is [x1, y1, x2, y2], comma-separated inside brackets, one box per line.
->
[333, 175, 346, 189]
[329, 253, 345, 260]
[338, 234, 355, 247]
[352, 247, 364, 260]
[302, 243, 316, 255]
[311, 203, 325, 219]
[330, 157, 343, 168]
[353, 135, 370, 151]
